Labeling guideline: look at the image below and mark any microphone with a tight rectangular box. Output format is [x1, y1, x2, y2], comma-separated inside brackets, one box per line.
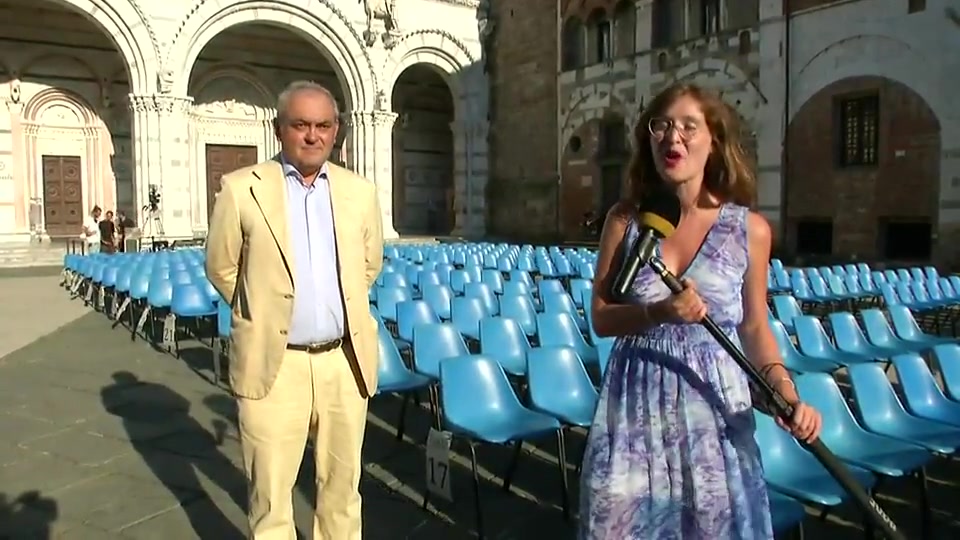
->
[611, 189, 682, 300]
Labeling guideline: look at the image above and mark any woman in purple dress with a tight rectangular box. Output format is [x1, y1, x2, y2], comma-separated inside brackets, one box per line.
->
[579, 83, 823, 539]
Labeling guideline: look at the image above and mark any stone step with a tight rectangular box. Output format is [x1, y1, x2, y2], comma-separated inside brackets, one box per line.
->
[0, 244, 67, 268]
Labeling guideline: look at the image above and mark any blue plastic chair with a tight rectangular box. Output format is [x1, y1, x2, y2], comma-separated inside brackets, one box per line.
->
[541, 292, 588, 332]
[499, 294, 538, 337]
[464, 282, 499, 316]
[795, 373, 933, 477]
[376, 322, 432, 440]
[451, 296, 489, 341]
[846, 363, 960, 454]
[887, 305, 956, 346]
[436, 354, 570, 536]
[143, 278, 174, 341]
[537, 312, 598, 364]
[754, 410, 877, 506]
[769, 320, 839, 374]
[859, 309, 932, 354]
[771, 295, 804, 334]
[412, 323, 469, 379]
[568, 279, 593, 309]
[890, 353, 960, 428]
[376, 286, 412, 323]
[169, 283, 217, 354]
[420, 283, 454, 320]
[793, 316, 874, 366]
[595, 338, 615, 376]
[526, 346, 598, 427]
[396, 300, 439, 349]
[478, 317, 531, 376]
[827, 312, 903, 359]
[933, 344, 960, 402]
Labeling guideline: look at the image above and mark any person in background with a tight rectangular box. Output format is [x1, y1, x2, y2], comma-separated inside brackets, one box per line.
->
[98, 210, 117, 254]
[81, 206, 101, 254]
[116, 210, 135, 252]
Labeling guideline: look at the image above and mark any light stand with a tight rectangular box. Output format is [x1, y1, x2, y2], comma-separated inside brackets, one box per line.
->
[645, 256, 905, 540]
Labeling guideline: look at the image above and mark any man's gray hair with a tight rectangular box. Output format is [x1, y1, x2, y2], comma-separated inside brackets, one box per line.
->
[275, 80, 340, 122]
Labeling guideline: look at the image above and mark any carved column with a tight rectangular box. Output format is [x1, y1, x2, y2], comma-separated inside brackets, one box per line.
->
[128, 94, 194, 239]
[346, 110, 399, 239]
[450, 118, 468, 235]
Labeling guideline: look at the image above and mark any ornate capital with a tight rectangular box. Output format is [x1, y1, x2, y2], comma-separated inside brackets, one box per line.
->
[345, 110, 398, 129]
[127, 94, 194, 115]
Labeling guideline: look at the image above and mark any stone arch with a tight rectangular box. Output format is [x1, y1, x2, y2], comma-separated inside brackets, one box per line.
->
[20, 53, 102, 83]
[21, 88, 116, 235]
[668, 59, 767, 123]
[789, 35, 944, 126]
[560, 85, 628, 145]
[384, 29, 476, 115]
[784, 75, 941, 261]
[37, 0, 157, 94]
[190, 64, 275, 120]
[167, 0, 375, 111]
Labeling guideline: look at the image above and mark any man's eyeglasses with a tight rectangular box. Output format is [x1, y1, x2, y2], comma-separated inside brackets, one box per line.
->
[648, 117, 700, 141]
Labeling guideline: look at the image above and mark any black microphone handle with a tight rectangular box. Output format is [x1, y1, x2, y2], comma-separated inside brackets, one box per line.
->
[646, 257, 906, 540]
[612, 229, 654, 300]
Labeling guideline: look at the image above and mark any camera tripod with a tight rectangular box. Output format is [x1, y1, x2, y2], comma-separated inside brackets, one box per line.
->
[141, 207, 165, 251]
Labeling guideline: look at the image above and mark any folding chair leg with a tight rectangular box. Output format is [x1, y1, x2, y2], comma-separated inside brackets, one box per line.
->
[918, 466, 931, 539]
[468, 442, 485, 540]
[556, 429, 571, 520]
[396, 393, 411, 440]
[501, 441, 523, 491]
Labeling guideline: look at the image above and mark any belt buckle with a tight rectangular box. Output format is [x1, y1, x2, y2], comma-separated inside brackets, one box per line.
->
[306, 338, 341, 354]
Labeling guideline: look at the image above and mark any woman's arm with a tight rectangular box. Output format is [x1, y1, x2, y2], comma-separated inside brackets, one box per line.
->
[737, 212, 800, 403]
[591, 202, 667, 338]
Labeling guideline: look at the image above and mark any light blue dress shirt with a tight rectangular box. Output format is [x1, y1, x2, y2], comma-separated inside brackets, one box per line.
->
[281, 157, 345, 345]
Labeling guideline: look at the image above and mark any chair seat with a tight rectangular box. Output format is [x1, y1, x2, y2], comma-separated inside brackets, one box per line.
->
[536, 400, 596, 427]
[835, 447, 931, 477]
[767, 466, 875, 507]
[378, 371, 432, 394]
[447, 409, 561, 444]
[172, 306, 217, 318]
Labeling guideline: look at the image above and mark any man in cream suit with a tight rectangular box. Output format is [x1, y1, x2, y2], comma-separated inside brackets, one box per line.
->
[206, 80, 383, 540]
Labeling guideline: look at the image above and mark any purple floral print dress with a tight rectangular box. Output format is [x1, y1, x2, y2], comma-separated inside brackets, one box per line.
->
[579, 204, 773, 539]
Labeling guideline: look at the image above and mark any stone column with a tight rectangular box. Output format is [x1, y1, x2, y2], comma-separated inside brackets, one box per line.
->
[450, 118, 468, 235]
[346, 110, 399, 239]
[129, 94, 194, 240]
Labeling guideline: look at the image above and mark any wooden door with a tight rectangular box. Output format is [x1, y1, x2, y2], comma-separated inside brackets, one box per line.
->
[42, 155, 83, 237]
[206, 145, 258, 215]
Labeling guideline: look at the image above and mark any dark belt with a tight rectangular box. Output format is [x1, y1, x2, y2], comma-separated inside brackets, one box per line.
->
[286, 338, 344, 354]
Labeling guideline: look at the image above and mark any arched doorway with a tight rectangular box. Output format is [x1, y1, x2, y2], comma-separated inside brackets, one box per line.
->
[391, 64, 455, 236]
[559, 114, 628, 239]
[0, 0, 143, 240]
[186, 23, 349, 228]
[785, 76, 940, 262]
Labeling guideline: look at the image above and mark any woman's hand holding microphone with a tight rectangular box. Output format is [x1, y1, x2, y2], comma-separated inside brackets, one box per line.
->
[648, 278, 707, 324]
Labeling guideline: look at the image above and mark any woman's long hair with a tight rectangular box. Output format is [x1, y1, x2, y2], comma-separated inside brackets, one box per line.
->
[626, 83, 757, 207]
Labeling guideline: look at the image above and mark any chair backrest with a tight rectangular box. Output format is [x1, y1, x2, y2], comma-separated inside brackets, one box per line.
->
[449, 269, 472, 293]
[420, 283, 453, 320]
[479, 317, 530, 367]
[934, 344, 960, 400]
[771, 295, 803, 325]
[480, 269, 504, 294]
[542, 292, 577, 315]
[217, 295, 231, 337]
[439, 354, 524, 426]
[537, 279, 565, 297]
[463, 282, 498, 314]
[888, 305, 925, 340]
[527, 346, 597, 413]
[568, 279, 593, 307]
[768, 320, 808, 372]
[859, 309, 898, 347]
[380, 272, 409, 289]
[891, 353, 946, 415]
[847, 363, 908, 430]
[793, 315, 835, 355]
[129, 272, 152, 299]
[396, 300, 439, 342]
[146, 278, 174, 307]
[499, 294, 537, 335]
[376, 286, 412, 320]
[827, 311, 871, 352]
[753, 410, 818, 481]
[794, 373, 862, 453]
[412, 323, 469, 377]
[171, 283, 214, 312]
[377, 322, 414, 388]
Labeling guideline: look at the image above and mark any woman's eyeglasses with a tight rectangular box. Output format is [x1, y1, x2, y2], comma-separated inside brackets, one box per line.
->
[648, 117, 700, 141]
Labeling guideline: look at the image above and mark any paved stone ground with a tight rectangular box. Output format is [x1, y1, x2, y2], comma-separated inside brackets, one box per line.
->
[0, 274, 959, 539]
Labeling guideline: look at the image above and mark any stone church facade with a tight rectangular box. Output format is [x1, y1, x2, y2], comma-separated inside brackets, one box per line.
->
[0, 0, 491, 242]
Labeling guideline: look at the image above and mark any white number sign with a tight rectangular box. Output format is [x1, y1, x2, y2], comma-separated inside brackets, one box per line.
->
[425, 428, 453, 501]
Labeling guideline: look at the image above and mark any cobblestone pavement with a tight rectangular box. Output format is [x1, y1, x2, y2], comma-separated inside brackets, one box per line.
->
[1, 274, 958, 539]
